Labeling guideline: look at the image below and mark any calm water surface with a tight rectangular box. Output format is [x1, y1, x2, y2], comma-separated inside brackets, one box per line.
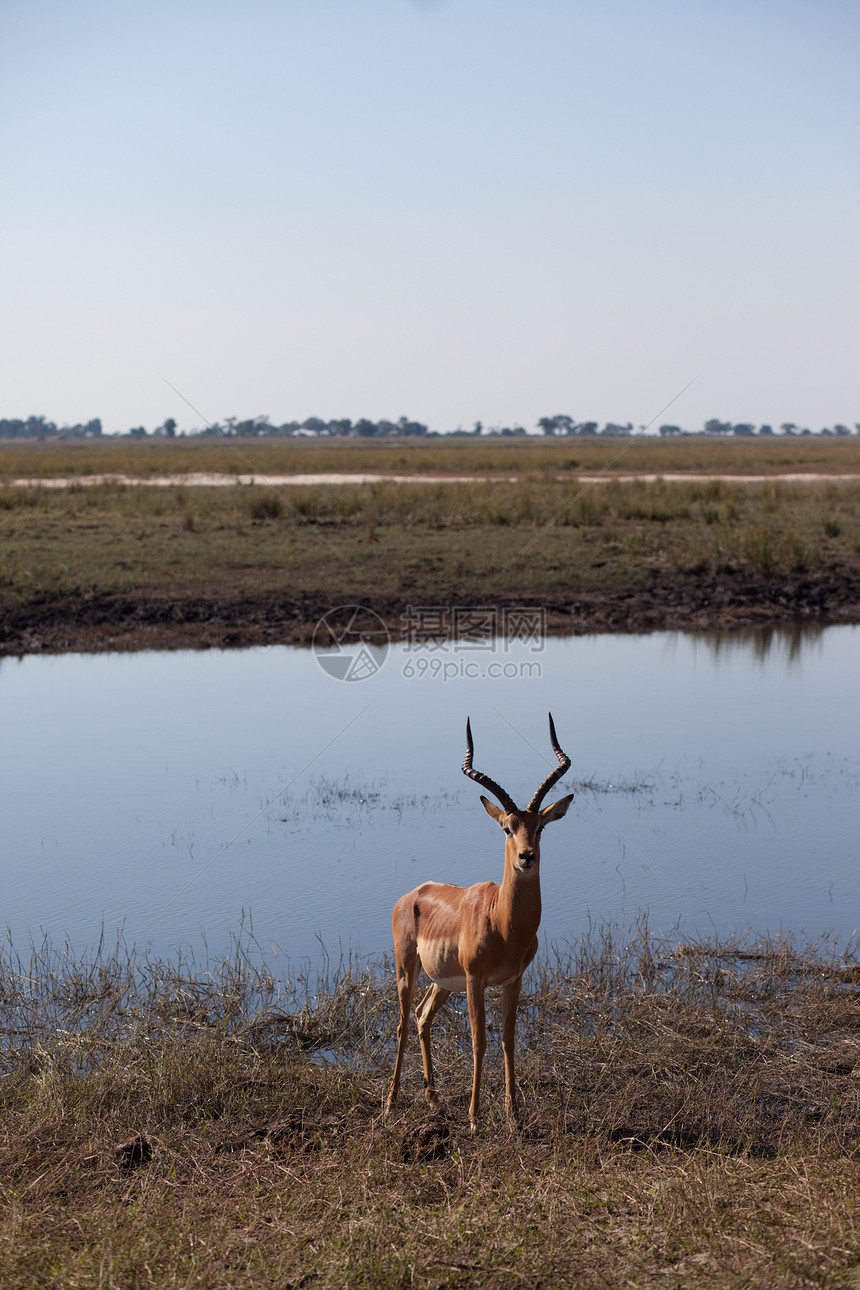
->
[1, 626, 858, 970]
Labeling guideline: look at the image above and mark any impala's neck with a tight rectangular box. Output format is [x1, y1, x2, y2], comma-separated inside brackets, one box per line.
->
[495, 846, 542, 940]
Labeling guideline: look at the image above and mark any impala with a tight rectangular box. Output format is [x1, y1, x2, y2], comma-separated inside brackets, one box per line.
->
[387, 714, 573, 1130]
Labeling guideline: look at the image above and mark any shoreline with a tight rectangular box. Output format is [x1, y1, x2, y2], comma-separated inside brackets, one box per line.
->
[5, 574, 859, 656]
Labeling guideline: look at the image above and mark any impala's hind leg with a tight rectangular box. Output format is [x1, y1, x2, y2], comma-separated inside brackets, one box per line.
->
[415, 983, 451, 1107]
[387, 945, 418, 1113]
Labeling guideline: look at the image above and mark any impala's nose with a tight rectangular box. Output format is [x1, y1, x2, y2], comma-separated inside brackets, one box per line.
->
[518, 850, 535, 868]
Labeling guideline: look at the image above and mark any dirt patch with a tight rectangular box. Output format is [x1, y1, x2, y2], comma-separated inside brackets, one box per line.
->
[4, 572, 859, 655]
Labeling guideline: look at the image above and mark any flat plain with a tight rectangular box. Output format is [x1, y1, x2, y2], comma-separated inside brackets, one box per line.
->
[2, 436, 860, 653]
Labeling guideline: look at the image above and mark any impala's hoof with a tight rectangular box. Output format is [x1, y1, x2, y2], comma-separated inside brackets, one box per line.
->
[505, 1103, 521, 1131]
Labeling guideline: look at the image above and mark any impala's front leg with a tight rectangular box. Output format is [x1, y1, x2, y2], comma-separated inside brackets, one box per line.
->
[501, 977, 522, 1128]
[466, 975, 487, 1132]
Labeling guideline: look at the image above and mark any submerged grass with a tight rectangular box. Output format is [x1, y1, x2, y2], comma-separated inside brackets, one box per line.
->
[2, 925, 859, 1287]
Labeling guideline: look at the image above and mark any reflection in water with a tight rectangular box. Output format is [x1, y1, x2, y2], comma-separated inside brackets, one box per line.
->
[1, 625, 858, 967]
[691, 622, 828, 665]
[0, 621, 837, 681]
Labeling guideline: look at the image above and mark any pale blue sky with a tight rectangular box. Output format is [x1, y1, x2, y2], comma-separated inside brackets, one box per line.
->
[2, 0, 857, 434]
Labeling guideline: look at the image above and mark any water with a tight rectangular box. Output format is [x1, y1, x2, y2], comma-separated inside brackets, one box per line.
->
[1, 626, 858, 971]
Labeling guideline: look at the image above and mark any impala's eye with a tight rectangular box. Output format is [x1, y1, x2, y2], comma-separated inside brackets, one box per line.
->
[503, 826, 512, 835]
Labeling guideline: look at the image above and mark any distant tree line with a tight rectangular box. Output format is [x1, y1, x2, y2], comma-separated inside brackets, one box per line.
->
[660, 419, 858, 438]
[538, 416, 860, 438]
[1, 413, 858, 441]
[0, 415, 103, 440]
[198, 415, 433, 439]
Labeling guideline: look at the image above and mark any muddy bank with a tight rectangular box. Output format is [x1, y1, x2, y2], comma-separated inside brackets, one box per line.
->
[3, 573, 860, 655]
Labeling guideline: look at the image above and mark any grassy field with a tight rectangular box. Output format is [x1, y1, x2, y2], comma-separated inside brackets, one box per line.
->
[2, 432, 860, 480]
[2, 438, 860, 651]
[2, 926, 859, 1288]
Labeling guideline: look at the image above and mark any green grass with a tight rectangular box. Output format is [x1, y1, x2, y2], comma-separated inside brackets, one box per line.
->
[1, 477, 859, 598]
[2, 925, 859, 1288]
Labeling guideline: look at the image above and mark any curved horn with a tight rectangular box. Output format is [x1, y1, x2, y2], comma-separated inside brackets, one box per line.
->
[526, 712, 571, 811]
[462, 717, 518, 814]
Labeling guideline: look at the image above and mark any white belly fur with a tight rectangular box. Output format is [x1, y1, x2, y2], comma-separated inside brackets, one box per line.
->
[417, 937, 522, 992]
[429, 973, 468, 992]
[417, 936, 466, 992]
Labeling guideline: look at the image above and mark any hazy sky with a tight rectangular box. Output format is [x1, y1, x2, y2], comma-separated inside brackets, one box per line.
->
[2, 0, 857, 435]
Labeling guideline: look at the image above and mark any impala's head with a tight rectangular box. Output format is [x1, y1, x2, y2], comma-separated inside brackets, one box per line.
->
[462, 714, 573, 877]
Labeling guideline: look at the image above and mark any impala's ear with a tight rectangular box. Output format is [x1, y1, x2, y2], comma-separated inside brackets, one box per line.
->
[480, 795, 505, 824]
[541, 794, 573, 823]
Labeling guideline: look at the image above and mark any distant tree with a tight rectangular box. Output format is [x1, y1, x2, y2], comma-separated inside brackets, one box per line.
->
[354, 419, 378, 437]
[659, 424, 683, 437]
[398, 416, 428, 437]
[834, 424, 852, 436]
[577, 421, 599, 436]
[28, 415, 53, 439]
[780, 423, 797, 436]
[162, 417, 177, 438]
[704, 418, 732, 436]
[472, 421, 483, 436]
[733, 423, 756, 436]
[759, 424, 774, 436]
[0, 415, 59, 439]
[542, 414, 576, 436]
[128, 426, 147, 438]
